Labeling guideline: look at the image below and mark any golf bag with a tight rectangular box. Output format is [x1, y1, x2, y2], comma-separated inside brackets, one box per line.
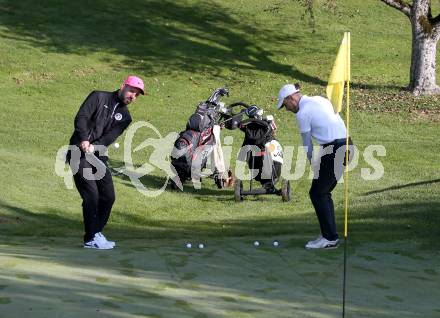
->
[233, 106, 283, 189]
[170, 88, 230, 188]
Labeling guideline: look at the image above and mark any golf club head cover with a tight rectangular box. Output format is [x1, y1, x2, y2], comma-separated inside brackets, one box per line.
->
[245, 105, 259, 117]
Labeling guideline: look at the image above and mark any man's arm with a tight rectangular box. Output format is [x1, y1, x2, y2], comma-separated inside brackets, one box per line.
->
[93, 117, 132, 147]
[74, 91, 99, 143]
[296, 109, 312, 162]
[301, 131, 313, 163]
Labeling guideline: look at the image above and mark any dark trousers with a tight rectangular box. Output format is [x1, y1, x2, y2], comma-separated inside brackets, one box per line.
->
[73, 157, 115, 243]
[309, 138, 352, 241]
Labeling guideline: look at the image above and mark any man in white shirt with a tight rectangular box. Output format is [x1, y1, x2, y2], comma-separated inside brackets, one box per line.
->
[277, 83, 352, 249]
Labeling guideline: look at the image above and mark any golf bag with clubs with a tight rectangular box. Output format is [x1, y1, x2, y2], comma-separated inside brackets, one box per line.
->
[170, 88, 232, 189]
[223, 103, 290, 201]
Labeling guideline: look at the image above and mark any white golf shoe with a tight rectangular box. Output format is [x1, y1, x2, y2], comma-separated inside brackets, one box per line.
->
[305, 235, 339, 249]
[84, 233, 114, 250]
[97, 232, 116, 248]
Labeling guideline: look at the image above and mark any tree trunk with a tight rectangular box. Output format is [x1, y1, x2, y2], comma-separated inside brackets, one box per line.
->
[408, 1, 440, 95]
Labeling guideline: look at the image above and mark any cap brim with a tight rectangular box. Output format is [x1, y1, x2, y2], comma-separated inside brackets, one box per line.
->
[134, 86, 145, 95]
[125, 84, 145, 95]
[277, 99, 284, 109]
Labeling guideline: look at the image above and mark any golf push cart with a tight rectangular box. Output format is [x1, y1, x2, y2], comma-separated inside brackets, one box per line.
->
[220, 101, 291, 202]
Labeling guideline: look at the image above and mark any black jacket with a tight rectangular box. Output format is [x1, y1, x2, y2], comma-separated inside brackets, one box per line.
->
[69, 90, 132, 149]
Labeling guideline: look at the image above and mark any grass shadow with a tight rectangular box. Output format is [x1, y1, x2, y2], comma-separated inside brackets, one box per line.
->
[362, 179, 440, 196]
[1, 198, 439, 248]
[0, 0, 324, 84]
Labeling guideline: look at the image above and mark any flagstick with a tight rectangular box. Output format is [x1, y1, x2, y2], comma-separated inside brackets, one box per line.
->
[342, 31, 350, 318]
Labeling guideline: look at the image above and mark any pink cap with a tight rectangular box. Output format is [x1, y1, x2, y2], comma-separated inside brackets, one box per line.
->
[123, 75, 145, 95]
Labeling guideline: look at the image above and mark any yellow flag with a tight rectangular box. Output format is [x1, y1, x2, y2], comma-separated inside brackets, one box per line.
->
[326, 32, 350, 113]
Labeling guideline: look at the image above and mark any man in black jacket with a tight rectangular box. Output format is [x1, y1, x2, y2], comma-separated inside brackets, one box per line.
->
[68, 76, 145, 249]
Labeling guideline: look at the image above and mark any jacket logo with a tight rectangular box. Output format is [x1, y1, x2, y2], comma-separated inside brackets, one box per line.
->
[114, 113, 123, 121]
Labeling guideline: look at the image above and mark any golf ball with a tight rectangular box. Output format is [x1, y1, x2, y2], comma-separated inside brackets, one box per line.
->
[254, 241, 260, 247]
[273, 241, 279, 247]
[114, 143, 120, 149]
[198, 243, 204, 249]
[186, 243, 192, 249]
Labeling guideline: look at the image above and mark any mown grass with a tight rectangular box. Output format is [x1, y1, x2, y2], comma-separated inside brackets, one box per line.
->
[0, 0, 439, 248]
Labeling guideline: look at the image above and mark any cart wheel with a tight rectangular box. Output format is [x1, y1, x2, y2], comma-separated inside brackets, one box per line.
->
[234, 179, 243, 202]
[281, 179, 291, 202]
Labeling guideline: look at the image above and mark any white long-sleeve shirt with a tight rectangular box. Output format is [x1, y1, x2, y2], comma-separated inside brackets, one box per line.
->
[296, 95, 347, 145]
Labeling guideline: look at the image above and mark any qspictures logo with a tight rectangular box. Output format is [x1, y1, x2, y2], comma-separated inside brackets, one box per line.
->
[55, 121, 386, 197]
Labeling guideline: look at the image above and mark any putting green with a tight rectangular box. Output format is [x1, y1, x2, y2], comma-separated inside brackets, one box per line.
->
[0, 236, 439, 318]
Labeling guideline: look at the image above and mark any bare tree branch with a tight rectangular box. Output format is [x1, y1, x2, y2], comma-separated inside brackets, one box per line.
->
[430, 14, 440, 28]
[380, 0, 411, 17]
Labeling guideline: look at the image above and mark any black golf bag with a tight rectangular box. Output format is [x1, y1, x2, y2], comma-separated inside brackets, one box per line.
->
[221, 102, 290, 202]
[170, 88, 229, 188]
[238, 117, 283, 189]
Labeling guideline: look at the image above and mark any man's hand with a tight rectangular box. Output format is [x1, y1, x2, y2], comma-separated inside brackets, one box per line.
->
[79, 141, 90, 152]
